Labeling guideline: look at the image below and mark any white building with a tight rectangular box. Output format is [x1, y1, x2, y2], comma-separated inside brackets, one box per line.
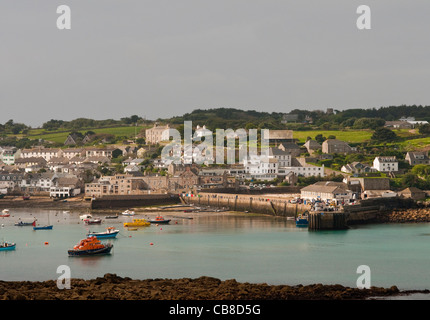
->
[0, 147, 17, 165]
[268, 148, 291, 167]
[242, 155, 278, 180]
[278, 164, 324, 178]
[373, 156, 398, 172]
[21, 147, 62, 161]
[300, 181, 354, 203]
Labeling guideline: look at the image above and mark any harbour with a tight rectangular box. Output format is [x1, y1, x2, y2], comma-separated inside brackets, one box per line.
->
[2, 208, 430, 292]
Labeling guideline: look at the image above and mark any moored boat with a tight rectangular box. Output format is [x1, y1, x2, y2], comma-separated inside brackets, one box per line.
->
[32, 220, 53, 230]
[87, 227, 119, 239]
[148, 216, 171, 224]
[33, 225, 53, 230]
[123, 218, 150, 227]
[122, 210, 135, 216]
[80, 214, 92, 220]
[295, 214, 309, 228]
[1, 209, 10, 217]
[84, 218, 102, 225]
[0, 241, 16, 251]
[15, 220, 35, 226]
[68, 236, 113, 256]
[105, 215, 119, 219]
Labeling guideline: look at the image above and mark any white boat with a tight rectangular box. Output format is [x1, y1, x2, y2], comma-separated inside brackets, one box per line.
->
[122, 210, 135, 216]
[2, 209, 9, 214]
[80, 214, 92, 220]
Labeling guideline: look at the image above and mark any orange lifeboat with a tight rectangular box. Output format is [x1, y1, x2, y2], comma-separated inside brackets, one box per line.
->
[68, 236, 113, 256]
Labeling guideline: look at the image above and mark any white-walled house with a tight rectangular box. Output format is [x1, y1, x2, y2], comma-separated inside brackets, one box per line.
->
[268, 148, 291, 167]
[242, 155, 278, 180]
[373, 156, 398, 172]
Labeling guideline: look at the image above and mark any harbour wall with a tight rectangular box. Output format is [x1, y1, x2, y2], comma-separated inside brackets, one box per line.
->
[90, 194, 181, 210]
[185, 192, 310, 217]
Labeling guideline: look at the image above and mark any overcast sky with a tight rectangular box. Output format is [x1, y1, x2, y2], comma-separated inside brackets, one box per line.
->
[1, 0, 430, 127]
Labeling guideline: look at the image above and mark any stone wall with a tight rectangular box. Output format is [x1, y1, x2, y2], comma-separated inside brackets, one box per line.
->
[91, 194, 180, 209]
[186, 192, 310, 217]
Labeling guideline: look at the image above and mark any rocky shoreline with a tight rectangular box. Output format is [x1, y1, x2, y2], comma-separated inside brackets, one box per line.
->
[375, 208, 430, 223]
[0, 273, 425, 300]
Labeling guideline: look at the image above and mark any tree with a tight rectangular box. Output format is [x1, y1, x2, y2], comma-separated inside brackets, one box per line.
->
[315, 134, 326, 144]
[371, 128, 397, 142]
[418, 123, 430, 135]
[411, 164, 430, 177]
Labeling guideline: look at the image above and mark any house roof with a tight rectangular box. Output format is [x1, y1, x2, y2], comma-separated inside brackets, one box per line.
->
[263, 130, 294, 140]
[304, 140, 321, 149]
[375, 156, 397, 162]
[399, 187, 425, 194]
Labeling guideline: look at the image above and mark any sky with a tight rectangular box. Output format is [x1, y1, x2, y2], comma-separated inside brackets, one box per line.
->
[1, 0, 430, 127]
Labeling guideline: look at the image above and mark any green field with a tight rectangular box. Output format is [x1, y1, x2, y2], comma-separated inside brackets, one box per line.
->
[293, 130, 373, 143]
[24, 126, 146, 144]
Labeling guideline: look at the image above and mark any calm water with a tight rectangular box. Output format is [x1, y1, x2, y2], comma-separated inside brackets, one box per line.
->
[1, 208, 430, 291]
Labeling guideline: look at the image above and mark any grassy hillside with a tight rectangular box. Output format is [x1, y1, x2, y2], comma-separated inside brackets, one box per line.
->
[23, 126, 146, 144]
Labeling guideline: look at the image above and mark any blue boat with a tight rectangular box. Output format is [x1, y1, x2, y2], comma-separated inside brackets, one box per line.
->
[33, 225, 53, 230]
[0, 241, 16, 251]
[87, 227, 119, 239]
[296, 218, 309, 227]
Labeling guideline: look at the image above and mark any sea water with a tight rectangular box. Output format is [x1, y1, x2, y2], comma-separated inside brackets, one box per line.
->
[1, 208, 430, 292]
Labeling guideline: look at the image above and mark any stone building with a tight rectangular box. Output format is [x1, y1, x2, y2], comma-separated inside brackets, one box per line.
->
[321, 139, 353, 154]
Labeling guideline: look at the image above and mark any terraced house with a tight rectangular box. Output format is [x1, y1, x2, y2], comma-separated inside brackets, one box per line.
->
[21, 147, 62, 161]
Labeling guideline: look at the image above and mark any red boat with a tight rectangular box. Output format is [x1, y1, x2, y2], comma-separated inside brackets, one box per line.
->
[84, 218, 102, 225]
[1, 209, 10, 217]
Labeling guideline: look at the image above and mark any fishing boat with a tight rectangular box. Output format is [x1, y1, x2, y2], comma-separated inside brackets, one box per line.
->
[1, 209, 10, 217]
[32, 220, 53, 230]
[105, 214, 119, 219]
[123, 218, 150, 227]
[122, 210, 135, 216]
[295, 214, 309, 228]
[15, 220, 35, 226]
[68, 236, 113, 256]
[87, 227, 119, 239]
[147, 216, 171, 224]
[84, 218, 102, 225]
[0, 241, 16, 251]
